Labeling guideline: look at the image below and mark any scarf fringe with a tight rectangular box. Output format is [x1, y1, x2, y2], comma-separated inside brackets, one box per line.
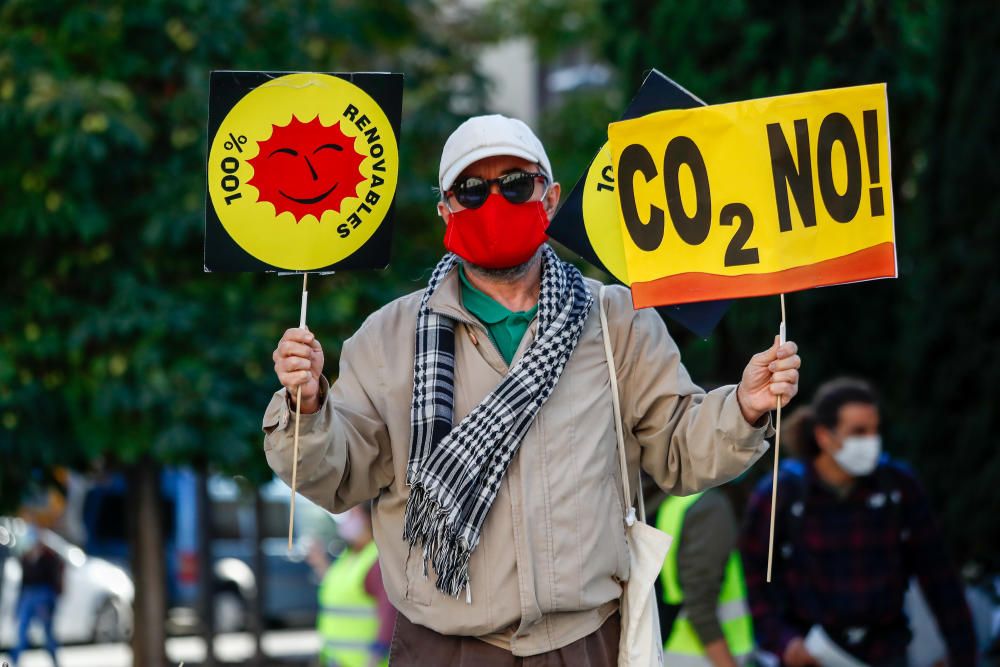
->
[402, 482, 474, 598]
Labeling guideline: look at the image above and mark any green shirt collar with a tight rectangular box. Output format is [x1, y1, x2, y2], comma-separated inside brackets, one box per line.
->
[458, 264, 537, 324]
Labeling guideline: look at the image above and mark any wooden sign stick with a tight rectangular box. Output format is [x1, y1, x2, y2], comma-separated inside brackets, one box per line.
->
[289, 272, 309, 551]
[766, 293, 787, 583]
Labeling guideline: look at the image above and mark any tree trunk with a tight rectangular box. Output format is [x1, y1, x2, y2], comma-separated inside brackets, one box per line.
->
[250, 488, 267, 665]
[0, 545, 7, 615]
[197, 469, 217, 666]
[127, 456, 167, 667]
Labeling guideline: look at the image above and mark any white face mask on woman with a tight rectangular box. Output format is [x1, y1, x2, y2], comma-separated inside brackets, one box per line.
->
[833, 434, 882, 476]
[337, 508, 369, 545]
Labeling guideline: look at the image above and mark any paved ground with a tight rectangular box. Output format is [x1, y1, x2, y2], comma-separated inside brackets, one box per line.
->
[2, 628, 319, 667]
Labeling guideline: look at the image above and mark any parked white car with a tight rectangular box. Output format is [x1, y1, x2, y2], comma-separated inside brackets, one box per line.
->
[0, 518, 134, 647]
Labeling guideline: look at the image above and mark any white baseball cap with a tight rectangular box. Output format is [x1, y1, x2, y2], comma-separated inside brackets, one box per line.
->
[438, 114, 553, 193]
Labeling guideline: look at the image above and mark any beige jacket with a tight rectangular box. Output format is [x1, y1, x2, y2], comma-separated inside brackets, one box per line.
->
[262, 266, 770, 656]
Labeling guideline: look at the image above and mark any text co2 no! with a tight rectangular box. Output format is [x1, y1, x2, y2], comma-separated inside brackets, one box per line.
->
[604, 109, 887, 267]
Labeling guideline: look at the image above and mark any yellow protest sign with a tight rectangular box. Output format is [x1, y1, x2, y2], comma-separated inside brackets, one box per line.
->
[205, 71, 402, 272]
[607, 84, 895, 307]
[582, 142, 631, 284]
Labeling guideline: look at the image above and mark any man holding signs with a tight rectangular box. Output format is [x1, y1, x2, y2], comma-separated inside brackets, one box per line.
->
[264, 113, 800, 664]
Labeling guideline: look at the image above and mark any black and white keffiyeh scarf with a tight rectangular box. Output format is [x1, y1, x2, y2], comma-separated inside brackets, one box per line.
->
[404, 245, 593, 599]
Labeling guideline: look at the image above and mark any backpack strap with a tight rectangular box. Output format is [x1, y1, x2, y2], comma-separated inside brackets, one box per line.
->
[873, 462, 905, 539]
[777, 461, 809, 560]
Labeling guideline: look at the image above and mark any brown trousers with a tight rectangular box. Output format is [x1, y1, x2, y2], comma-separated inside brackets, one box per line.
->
[388, 612, 620, 666]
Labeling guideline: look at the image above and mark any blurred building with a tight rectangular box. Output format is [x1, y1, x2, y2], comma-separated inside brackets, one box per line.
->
[450, 0, 611, 128]
[479, 37, 539, 126]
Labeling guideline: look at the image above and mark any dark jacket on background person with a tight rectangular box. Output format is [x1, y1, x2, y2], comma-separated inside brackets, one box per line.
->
[741, 457, 976, 666]
[20, 545, 63, 593]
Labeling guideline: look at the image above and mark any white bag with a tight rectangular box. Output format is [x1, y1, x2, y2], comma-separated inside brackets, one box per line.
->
[599, 287, 673, 667]
[804, 626, 870, 667]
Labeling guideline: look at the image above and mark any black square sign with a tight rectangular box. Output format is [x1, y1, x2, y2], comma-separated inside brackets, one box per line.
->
[205, 71, 403, 272]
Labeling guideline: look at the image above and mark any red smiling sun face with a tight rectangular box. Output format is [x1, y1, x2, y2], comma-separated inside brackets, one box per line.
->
[247, 116, 366, 222]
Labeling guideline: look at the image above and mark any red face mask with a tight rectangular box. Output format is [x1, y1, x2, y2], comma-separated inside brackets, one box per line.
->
[443, 194, 550, 269]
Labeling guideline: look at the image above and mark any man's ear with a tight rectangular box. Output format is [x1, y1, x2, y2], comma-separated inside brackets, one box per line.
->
[543, 182, 561, 218]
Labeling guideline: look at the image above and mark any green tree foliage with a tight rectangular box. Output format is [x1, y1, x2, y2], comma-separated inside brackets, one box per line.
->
[593, 0, 999, 567]
[0, 0, 497, 506]
[1, 6, 501, 660]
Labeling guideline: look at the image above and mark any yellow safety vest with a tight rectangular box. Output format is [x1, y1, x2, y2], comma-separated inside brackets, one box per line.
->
[657, 492, 755, 666]
[317, 541, 382, 667]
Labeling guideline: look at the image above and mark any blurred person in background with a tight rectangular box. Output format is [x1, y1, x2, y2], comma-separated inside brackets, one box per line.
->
[9, 524, 63, 667]
[306, 535, 333, 582]
[741, 378, 976, 667]
[655, 484, 754, 667]
[315, 503, 395, 667]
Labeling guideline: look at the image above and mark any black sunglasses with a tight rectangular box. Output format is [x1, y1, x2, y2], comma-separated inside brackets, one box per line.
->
[446, 170, 548, 210]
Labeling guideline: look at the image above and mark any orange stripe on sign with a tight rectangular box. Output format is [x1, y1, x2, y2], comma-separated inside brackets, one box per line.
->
[630, 242, 897, 308]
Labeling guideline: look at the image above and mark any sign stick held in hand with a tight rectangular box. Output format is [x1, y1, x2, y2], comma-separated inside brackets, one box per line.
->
[766, 293, 787, 583]
[203, 71, 403, 550]
[603, 82, 896, 583]
[289, 272, 309, 551]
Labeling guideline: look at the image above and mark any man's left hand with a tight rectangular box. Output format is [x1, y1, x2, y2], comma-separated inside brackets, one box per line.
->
[736, 335, 801, 425]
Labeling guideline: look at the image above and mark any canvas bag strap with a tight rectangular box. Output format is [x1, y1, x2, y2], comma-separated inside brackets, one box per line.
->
[598, 286, 639, 527]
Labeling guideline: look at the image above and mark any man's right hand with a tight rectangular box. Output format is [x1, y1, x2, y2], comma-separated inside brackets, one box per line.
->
[273, 327, 325, 414]
[784, 638, 818, 667]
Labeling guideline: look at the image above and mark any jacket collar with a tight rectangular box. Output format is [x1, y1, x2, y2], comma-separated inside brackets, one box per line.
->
[426, 262, 541, 369]
[427, 263, 475, 323]
[427, 262, 541, 327]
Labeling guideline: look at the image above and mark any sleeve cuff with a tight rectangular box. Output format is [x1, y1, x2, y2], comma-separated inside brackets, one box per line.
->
[689, 621, 725, 646]
[262, 375, 330, 435]
[719, 385, 774, 450]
